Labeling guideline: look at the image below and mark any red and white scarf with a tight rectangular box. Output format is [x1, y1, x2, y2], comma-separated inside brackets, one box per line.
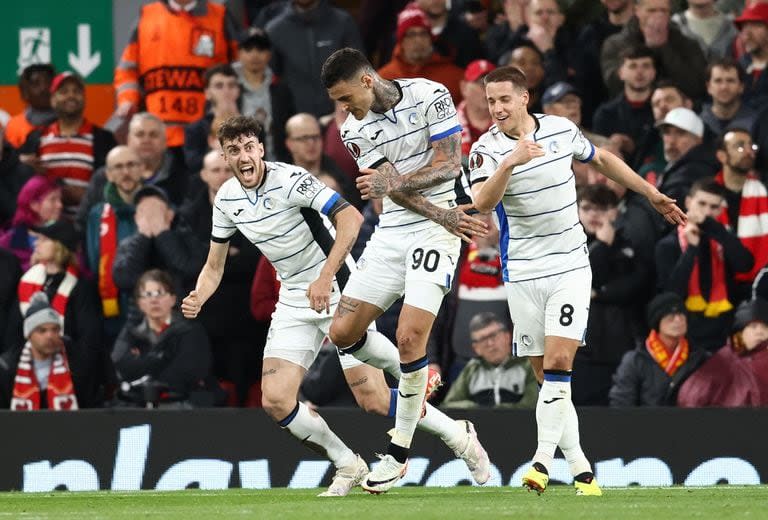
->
[677, 225, 733, 317]
[715, 171, 768, 283]
[18, 263, 78, 324]
[10, 341, 78, 411]
[98, 203, 120, 317]
[645, 330, 689, 377]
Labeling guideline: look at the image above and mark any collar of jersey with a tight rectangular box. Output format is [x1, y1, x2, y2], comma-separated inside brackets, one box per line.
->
[369, 80, 404, 123]
[501, 114, 541, 141]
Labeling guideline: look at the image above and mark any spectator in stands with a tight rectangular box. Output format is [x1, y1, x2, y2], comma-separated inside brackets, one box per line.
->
[610, 292, 708, 406]
[0, 292, 98, 409]
[656, 178, 754, 350]
[3, 64, 55, 149]
[0, 249, 22, 352]
[322, 101, 360, 183]
[112, 186, 205, 321]
[442, 312, 537, 409]
[180, 150, 265, 404]
[672, 0, 738, 59]
[601, 0, 708, 101]
[265, 0, 363, 117]
[114, 0, 240, 147]
[754, 102, 768, 179]
[85, 146, 143, 343]
[734, 2, 768, 110]
[458, 60, 495, 167]
[0, 125, 33, 227]
[0, 176, 62, 271]
[485, 0, 575, 88]
[76, 113, 189, 232]
[500, 43, 547, 112]
[17, 220, 103, 387]
[407, 0, 485, 67]
[20, 73, 116, 217]
[649, 108, 720, 209]
[234, 27, 294, 163]
[574, 0, 635, 126]
[678, 297, 768, 407]
[575, 184, 650, 405]
[184, 65, 241, 176]
[713, 128, 768, 296]
[112, 269, 216, 406]
[284, 113, 360, 208]
[701, 58, 756, 141]
[636, 81, 692, 174]
[378, 8, 465, 103]
[593, 46, 657, 165]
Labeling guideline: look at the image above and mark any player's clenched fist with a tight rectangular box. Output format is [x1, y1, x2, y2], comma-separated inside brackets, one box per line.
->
[181, 290, 202, 319]
[502, 140, 545, 172]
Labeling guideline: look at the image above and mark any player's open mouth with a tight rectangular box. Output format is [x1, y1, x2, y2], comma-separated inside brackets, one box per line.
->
[495, 115, 508, 121]
[239, 165, 255, 179]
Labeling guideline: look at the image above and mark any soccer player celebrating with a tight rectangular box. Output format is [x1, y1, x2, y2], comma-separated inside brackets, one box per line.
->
[321, 48, 490, 494]
[183, 116, 491, 497]
[468, 67, 686, 496]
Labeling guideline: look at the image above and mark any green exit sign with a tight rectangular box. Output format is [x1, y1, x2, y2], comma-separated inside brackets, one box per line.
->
[1, 1, 113, 83]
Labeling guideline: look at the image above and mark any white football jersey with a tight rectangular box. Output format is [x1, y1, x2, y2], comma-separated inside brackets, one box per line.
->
[340, 78, 463, 231]
[211, 161, 348, 307]
[469, 114, 595, 282]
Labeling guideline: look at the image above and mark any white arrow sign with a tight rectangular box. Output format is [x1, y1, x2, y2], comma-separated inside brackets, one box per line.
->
[68, 24, 101, 78]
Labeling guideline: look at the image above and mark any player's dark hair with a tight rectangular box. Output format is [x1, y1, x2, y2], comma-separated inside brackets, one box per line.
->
[135, 269, 176, 300]
[204, 63, 238, 89]
[706, 56, 746, 84]
[469, 312, 509, 334]
[577, 184, 619, 208]
[484, 66, 528, 92]
[217, 115, 263, 146]
[716, 127, 752, 151]
[19, 63, 55, 86]
[321, 48, 374, 89]
[688, 178, 727, 199]
[619, 44, 656, 65]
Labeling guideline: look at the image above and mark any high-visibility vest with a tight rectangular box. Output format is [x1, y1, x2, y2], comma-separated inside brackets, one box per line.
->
[114, 1, 238, 147]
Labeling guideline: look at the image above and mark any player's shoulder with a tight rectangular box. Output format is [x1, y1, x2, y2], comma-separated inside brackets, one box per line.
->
[214, 177, 242, 203]
[266, 161, 310, 187]
[339, 113, 364, 139]
[472, 124, 502, 150]
[534, 113, 578, 135]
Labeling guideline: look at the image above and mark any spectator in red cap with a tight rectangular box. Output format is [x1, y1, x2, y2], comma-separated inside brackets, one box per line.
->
[19, 72, 116, 218]
[457, 59, 495, 165]
[378, 7, 465, 103]
[734, 2, 768, 110]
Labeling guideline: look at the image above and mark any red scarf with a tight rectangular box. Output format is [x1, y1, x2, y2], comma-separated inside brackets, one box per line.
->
[715, 171, 768, 283]
[98, 203, 120, 317]
[10, 341, 78, 410]
[677, 225, 733, 317]
[18, 264, 79, 321]
[645, 330, 689, 376]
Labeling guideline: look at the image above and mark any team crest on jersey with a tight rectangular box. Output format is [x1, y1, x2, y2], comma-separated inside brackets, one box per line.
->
[521, 335, 533, 347]
[191, 29, 215, 57]
[408, 112, 419, 125]
[469, 153, 483, 169]
[263, 197, 274, 210]
[346, 142, 361, 158]
[548, 140, 560, 154]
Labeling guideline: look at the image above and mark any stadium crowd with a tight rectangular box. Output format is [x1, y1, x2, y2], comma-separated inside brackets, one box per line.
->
[2, 0, 768, 410]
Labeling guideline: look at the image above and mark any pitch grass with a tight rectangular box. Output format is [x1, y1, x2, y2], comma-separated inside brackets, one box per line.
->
[0, 486, 766, 519]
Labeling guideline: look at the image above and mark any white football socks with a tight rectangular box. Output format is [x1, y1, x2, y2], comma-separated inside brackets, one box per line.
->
[279, 402, 357, 469]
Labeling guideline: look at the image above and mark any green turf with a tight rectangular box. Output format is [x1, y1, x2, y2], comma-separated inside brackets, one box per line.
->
[0, 486, 766, 519]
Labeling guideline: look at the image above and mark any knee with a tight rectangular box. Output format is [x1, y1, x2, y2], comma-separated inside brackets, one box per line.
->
[396, 325, 429, 355]
[260, 387, 293, 421]
[329, 321, 361, 349]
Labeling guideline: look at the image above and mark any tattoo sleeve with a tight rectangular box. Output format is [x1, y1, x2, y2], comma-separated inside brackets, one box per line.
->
[390, 133, 462, 193]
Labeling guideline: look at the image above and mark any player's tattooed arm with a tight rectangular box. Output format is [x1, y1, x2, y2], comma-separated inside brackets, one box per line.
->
[389, 132, 462, 193]
[388, 189, 487, 243]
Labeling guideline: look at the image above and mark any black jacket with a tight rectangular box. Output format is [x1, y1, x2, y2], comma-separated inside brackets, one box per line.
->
[656, 144, 721, 211]
[0, 250, 22, 353]
[0, 142, 33, 226]
[112, 312, 213, 398]
[609, 343, 708, 406]
[592, 94, 654, 166]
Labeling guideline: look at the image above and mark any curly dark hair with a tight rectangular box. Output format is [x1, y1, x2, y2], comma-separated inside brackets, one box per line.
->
[217, 115, 263, 146]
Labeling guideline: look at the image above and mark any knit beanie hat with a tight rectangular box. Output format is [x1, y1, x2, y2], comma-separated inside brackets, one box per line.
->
[646, 292, 685, 331]
[33, 219, 79, 253]
[733, 298, 768, 332]
[396, 7, 432, 42]
[23, 292, 62, 338]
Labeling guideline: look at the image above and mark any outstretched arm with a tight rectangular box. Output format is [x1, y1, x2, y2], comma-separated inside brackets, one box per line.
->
[306, 204, 363, 314]
[590, 147, 687, 225]
[181, 240, 229, 319]
[356, 133, 462, 199]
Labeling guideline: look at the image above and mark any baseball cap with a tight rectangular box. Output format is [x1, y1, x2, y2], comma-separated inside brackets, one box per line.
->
[542, 82, 580, 106]
[50, 72, 84, 94]
[33, 219, 79, 252]
[133, 185, 172, 207]
[734, 2, 768, 29]
[655, 107, 704, 138]
[239, 27, 271, 50]
[465, 59, 496, 82]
